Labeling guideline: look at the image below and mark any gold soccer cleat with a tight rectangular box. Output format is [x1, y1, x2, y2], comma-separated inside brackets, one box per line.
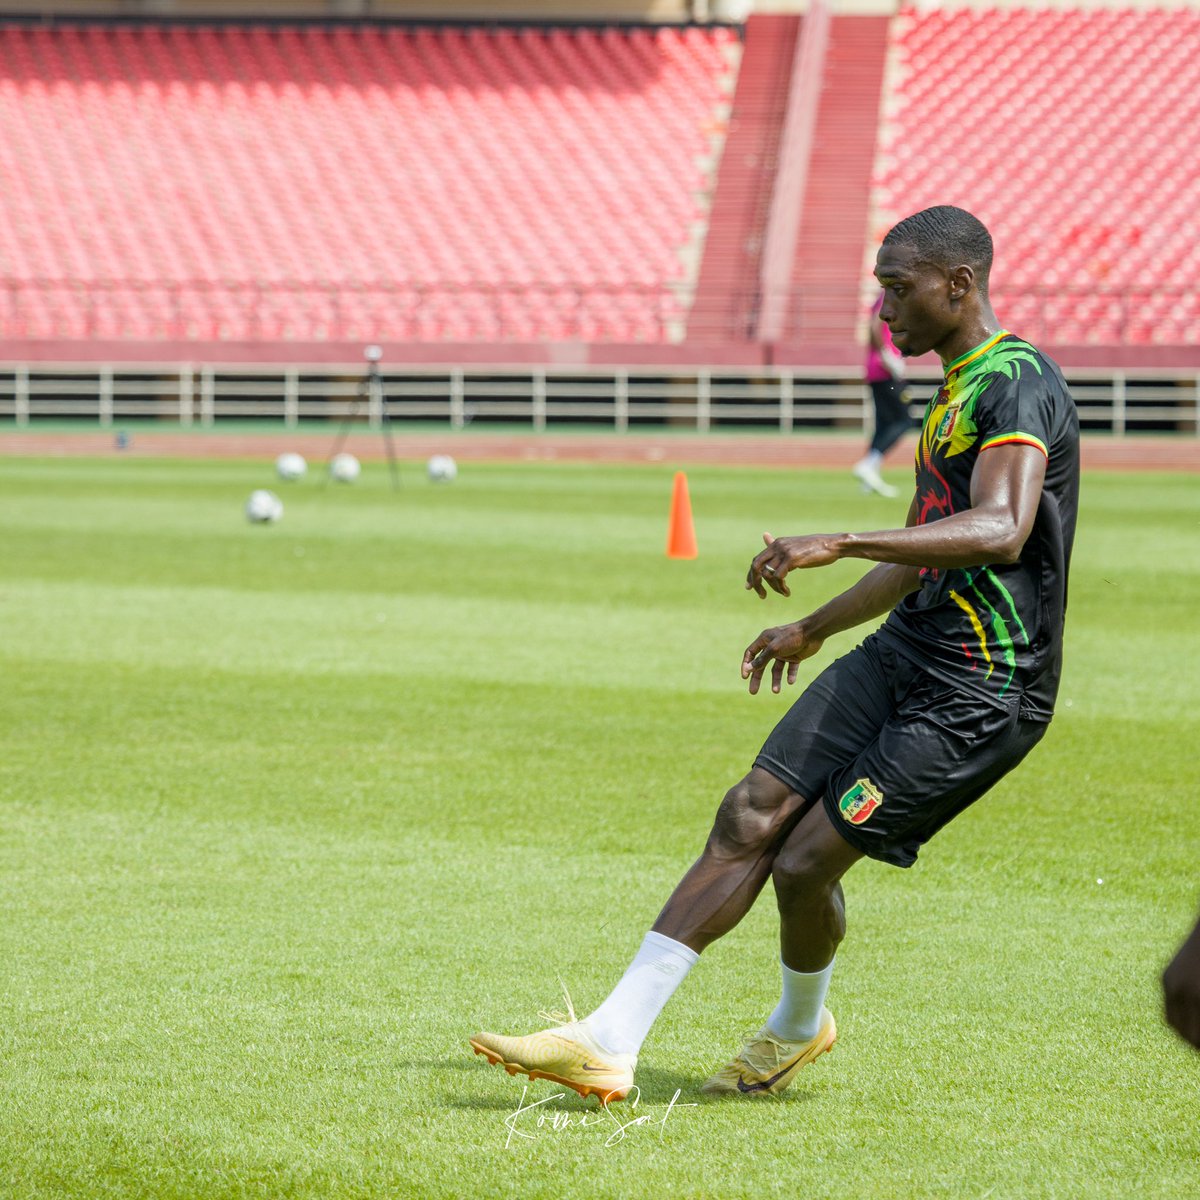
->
[700, 1007, 836, 1097]
[470, 1021, 636, 1105]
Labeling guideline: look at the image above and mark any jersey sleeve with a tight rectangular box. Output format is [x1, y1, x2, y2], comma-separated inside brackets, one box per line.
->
[973, 369, 1053, 459]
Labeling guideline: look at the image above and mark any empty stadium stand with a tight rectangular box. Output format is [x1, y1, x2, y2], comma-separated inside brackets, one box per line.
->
[0, 10, 1197, 369]
[873, 6, 1200, 350]
[0, 22, 738, 345]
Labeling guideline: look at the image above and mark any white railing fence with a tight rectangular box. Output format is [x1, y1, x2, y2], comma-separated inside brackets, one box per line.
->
[0, 363, 1197, 435]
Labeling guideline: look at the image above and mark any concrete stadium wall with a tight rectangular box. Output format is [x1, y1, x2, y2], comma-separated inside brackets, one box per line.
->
[0, 0, 694, 18]
[2, 1, 1195, 23]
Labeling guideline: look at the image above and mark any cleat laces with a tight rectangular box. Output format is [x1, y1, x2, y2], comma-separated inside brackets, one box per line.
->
[536, 976, 579, 1028]
[737, 1028, 802, 1075]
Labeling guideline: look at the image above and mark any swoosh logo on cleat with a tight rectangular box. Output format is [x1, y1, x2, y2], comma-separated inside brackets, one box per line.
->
[580, 1062, 610, 1073]
[736, 1055, 803, 1094]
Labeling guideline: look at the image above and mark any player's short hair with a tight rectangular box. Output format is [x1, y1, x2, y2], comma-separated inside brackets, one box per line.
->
[883, 206, 993, 292]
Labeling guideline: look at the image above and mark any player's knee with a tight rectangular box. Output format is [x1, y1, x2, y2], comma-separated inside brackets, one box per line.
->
[708, 775, 778, 856]
[772, 839, 838, 904]
[773, 850, 846, 943]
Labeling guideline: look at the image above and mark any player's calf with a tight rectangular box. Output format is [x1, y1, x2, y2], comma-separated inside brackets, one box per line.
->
[653, 770, 808, 951]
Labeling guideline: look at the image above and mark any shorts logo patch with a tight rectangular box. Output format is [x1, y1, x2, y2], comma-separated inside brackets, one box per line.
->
[838, 778, 883, 826]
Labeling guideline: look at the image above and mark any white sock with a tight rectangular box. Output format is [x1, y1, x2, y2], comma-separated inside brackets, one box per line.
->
[583, 931, 699, 1057]
[766, 957, 835, 1042]
[864, 450, 884, 471]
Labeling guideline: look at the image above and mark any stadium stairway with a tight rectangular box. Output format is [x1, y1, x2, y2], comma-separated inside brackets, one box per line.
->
[774, 15, 891, 366]
[688, 14, 800, 346]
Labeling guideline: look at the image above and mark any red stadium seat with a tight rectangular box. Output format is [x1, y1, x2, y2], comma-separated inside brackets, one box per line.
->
[0, 23, 737, 344]
[873, 7, 1200, 345]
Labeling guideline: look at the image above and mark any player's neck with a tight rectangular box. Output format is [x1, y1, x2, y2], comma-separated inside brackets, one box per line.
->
[935, 305, 1002, 370]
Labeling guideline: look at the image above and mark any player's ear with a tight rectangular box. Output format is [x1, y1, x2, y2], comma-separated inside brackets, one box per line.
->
[947, 263, 974, 303]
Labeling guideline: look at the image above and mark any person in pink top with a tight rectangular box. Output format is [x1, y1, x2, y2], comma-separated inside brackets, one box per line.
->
[855, 292, 913, 497]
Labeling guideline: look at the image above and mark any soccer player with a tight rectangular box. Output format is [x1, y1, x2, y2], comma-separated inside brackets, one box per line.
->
[853, 291, 912, 498]
[1164, 908, 1200, 1050]
[471, 206, 1080, 1103]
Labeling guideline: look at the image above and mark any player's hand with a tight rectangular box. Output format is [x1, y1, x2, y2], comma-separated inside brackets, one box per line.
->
[1163, 914, 1200, 1051]
[746, 531, 842, 598]
[741, 622, 825, 695]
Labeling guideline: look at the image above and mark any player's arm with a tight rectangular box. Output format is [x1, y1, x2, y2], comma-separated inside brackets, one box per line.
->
[747, 443, 1046, 598]
[741, 496, 922, 695]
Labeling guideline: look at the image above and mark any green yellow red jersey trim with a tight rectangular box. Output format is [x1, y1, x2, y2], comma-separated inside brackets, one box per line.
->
[980, 431, 1049, 457]
[944, 330, 1010, 378]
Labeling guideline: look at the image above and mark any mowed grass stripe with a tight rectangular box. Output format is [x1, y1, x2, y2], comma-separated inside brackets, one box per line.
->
[0, 578, 1192, 720]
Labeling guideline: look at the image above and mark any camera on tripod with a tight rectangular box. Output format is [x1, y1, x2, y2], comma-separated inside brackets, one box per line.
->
[323, 344, 400, 490]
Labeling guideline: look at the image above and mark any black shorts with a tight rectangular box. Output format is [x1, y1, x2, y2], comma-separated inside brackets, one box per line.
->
[754, 635, 1047, 868]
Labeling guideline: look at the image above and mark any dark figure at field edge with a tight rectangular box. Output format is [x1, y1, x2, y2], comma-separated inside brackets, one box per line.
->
[1164, 908, 1200, 1050]
[854, 289, 914, 498]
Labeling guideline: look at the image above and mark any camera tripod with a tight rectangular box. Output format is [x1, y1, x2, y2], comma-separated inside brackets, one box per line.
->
[323, 345, 401, 491]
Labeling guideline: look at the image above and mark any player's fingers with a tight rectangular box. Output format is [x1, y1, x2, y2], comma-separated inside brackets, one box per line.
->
[762, 563, 790, 597]
[750, 543, 788, 598]
[770, 572, 791, 598]
[746, 554, 760, 591]
[746, 641, 777, 693]
[788, 662, 799, 686]
[771, 658, 784, 693]
[741, 636, 767, 677]
[751, 645, 773, 671]
[747, 535, 777, 592]
[746, 551, 772, 597]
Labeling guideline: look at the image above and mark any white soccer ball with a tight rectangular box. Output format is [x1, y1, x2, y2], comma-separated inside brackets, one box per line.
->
[427, 454, 458, 483]
[275, 452, 307, 481]
[245, 489, 283, 524]
[330, 452, 361, 483]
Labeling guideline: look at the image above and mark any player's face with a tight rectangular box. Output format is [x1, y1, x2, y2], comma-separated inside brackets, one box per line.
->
[874, 243, 957, 358]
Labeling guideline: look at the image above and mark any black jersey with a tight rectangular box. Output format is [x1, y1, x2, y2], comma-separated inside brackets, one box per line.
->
[876, 331, 1080, 722]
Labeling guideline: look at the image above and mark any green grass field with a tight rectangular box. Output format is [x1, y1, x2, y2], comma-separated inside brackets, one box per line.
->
[0, 454, 1196, 1200]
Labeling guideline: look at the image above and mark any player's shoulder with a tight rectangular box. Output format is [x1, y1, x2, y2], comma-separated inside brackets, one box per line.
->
[979, 333, 1049, 378]
[978, 334, 1071, 401]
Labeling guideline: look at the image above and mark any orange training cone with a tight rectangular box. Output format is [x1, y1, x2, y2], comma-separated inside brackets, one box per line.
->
[666, 471, 698, 560]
